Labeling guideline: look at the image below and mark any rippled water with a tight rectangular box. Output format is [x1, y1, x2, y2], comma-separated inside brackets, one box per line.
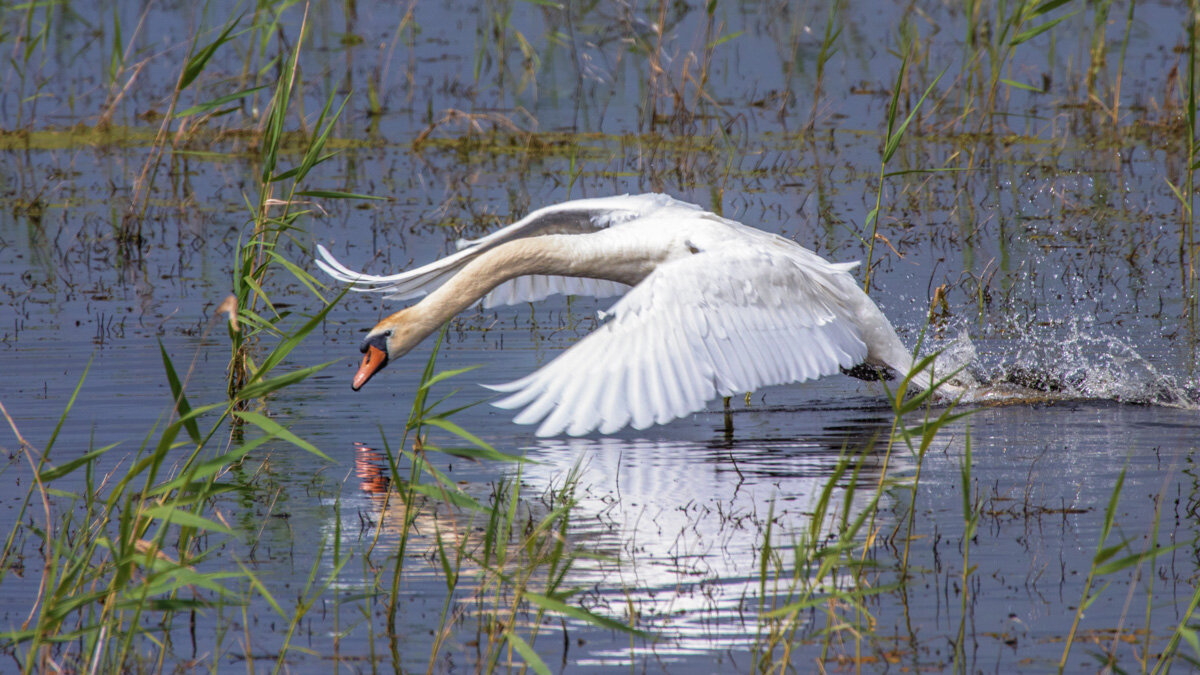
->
[2, 0, 1199, 672]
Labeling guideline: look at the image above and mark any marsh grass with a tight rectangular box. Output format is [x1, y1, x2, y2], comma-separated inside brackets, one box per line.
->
[957, 0, 1077, 135]
[0, 309, 648, 671]
[1187, 2, 1200, 345]
[0, 295, 338, 672]
[806, 3, 843, 131]
[744, 351, 1200, 673]
[348, 329, 648, 673]
[749, 356, 968, 671]
[1163, 1, 1200, 361]
[863, 48, 947, 291]
[0, 6, 362, 670]
[1054, 466, 1183, 674]
[225, 7, 385, 405]
[634, 0, 742, 136]
[5, 0, 51, 131]
[5, 0, 1200, 672]
[751, 451, 889, 671]
[125, 13, 247, 242]
[474, 0, 542, 103]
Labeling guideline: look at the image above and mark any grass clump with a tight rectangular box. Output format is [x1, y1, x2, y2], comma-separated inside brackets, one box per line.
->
[0, 303, 337, 672]
[0, 7, 352, 670]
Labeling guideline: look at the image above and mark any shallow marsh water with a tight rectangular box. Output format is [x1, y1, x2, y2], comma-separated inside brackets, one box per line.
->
[2, 0, 1200, 672]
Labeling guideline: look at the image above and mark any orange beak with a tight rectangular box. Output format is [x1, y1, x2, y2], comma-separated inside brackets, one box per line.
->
[352, 345, 388, 391]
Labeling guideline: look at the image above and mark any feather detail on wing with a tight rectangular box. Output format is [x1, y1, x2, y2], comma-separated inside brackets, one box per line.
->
[486, 246, 870, 436]
[315, 193, 692, 305]
[481, 276, 631, 308]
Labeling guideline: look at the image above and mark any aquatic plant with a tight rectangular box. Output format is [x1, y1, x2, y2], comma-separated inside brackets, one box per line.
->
[3, 0, 1200, 672]
[0, 296, 339, 672]
[0, 7, 351, 671]
[125, 14, 248, 243]
[862, 48, 946, 292]
[958, 0, 1078, 135]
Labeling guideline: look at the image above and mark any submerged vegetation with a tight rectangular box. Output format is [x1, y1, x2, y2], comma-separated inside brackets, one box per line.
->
[1, 0, 1199, 672]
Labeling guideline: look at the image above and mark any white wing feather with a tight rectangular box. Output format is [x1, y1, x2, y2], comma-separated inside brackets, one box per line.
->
[480, 276, 630, 308]
[317, 192, 949, 435]
[315, 194, 688, 305]
[487, 246, 870, 437]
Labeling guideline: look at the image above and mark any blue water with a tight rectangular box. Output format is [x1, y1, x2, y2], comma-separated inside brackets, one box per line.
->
[2, 0, 1199, 672]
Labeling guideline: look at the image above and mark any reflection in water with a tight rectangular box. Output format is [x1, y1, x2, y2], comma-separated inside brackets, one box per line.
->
[534, 422, 911, 662]
[346, 416, 906, 663]
[322, 393, 1200, 671]
[4, 0, 1199, 670]
[354, 442, 391, 494]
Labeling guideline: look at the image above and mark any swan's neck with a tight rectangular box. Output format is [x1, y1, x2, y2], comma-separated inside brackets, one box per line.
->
[399, 235, 653, 349]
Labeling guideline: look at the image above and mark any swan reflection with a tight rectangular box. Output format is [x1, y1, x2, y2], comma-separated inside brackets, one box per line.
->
[343, 416, 908, 660]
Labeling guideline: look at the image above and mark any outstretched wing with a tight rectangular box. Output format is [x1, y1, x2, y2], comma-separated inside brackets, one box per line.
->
[315, 193, 695, 307]
[487, 246, 870, 436]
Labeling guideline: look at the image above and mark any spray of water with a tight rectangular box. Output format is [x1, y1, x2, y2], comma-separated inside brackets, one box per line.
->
[929, 323, 1199, 409]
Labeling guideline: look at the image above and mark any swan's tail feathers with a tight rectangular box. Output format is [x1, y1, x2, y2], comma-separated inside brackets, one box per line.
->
[866, 328, 978, 402]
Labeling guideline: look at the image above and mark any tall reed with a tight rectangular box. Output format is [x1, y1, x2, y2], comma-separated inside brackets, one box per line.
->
[862, 48, 946, 291]
[125, 14, 247, 243]
[958, 0, 1077, 135]
[1057, 466, 1180, 673]
[349, 328, 646, 673]
[0, 6, 364, 669]
[750, 354, 966, 671]
[225, 7, 381, 404]
[0, 291, 340, 672]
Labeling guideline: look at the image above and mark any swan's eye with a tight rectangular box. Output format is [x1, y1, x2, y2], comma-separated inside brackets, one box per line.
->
[383, 330, 393, 338]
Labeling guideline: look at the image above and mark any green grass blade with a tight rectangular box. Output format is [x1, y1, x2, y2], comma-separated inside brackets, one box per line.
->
[505, 632, 551, 675]
[236, 360, 338, 401]
[141, 505, 234, 535]
[233, 411, 333, 462]
[1010, 10, 1079, 47]
[235, 559, 287, 620]
[707, 30, 743, 49]
[1094, 543, 1183, 576]
[435, 446, 526, 462]
[294, 190, 386, 201]
[421, 417, 522, 461]
[263, 249, 326, 299]
[148, 435, 271, 496]
[523, 591, 651, 637]
[38, 442, 119, 482]
[1000, 78, 1043, 92]
[45, 354, 93, 454]
[179, 15, 245, 90]
[290, 93, 347, 184]
[1028, 0, 1075, 16]
[174, 85, 268, 118]
[406, 481, 482, 510]
[419, 365, 482, 391]
[883, 66, 947, 164]
[159, 340, 200, 444]
[241, 274, 279, 319]
[246, 292, 343, 387]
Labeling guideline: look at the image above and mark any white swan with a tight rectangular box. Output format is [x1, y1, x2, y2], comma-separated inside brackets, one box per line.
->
[316, 194, 962, 436]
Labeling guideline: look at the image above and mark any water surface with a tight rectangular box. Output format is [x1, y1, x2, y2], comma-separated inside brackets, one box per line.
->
[1, 0, 1198, 672]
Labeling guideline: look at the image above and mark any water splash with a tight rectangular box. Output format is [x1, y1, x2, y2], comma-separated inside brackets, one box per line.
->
[929, 324, 1199, 409]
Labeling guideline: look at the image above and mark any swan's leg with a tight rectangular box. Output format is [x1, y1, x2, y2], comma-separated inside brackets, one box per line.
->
[722, 396, 733, 438]
[841, 362, 895, 382]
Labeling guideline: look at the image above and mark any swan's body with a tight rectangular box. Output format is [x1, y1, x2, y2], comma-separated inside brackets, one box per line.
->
[317, 194, 959, 436]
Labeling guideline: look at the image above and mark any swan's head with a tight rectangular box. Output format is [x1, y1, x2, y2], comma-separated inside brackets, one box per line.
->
[352, 308, 423, 390]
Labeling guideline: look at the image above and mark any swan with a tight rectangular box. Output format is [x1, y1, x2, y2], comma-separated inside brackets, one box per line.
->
[316, 193, 963, 436]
